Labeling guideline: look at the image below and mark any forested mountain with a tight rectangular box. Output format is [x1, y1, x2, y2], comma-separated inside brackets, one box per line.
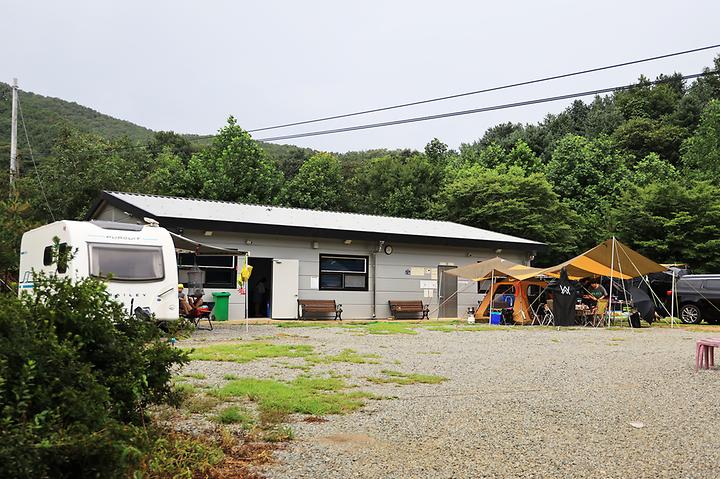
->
[1, 57, 720, 276]
[0, 82, 154, 158]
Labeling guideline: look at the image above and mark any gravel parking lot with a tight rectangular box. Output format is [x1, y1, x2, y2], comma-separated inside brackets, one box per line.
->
[181, 323, 720, 478]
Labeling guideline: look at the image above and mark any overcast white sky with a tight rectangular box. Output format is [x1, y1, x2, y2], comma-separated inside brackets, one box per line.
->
[2, 0, 719, 152]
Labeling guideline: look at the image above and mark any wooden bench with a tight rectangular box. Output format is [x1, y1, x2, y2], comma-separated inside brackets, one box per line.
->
[389, 300, 429, 320]
[297, 299, 342, 320]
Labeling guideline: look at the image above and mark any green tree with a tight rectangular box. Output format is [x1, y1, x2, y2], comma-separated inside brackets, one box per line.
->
[146, 131, 194, 162]
[19, 129, 150, 222]
[614, 180, 720, 272]
[142, 147, 190, 197]
[632, 152, 679, 184]
[546, 134, 630, 215]
[432, 165, 580, 262]
[680, 99, 720, 181]
[350, 153, 443, 218]
[188, 117, 283, 204]
[278, 152, 346, 210]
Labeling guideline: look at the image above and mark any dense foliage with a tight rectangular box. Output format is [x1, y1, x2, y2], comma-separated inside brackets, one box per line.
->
[2, 57, 720, 273]
[0, 268, 188, 478]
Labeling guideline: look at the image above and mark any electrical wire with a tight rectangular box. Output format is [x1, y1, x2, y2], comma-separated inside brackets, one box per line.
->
[256, 71, 714, 142]
[248, 43, 720, 133]
[18, 97, 56, 221]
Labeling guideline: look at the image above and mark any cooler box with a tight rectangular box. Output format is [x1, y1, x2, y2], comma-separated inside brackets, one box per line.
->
[490, 311, 502, 325]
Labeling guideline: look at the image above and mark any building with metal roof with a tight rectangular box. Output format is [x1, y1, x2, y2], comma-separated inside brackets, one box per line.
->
[88, 191, 544, 320]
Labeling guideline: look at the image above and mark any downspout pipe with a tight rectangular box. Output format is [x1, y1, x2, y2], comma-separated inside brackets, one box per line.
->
[372, 241, 384, 319]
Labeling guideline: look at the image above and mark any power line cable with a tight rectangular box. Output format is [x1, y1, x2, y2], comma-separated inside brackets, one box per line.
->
[248, 43, 720, 133]
[256, 71, 714, 142]
[18, 97, 56, 221]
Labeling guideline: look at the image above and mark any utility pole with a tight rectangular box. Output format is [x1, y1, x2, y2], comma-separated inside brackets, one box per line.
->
[9, 77, 18, 193]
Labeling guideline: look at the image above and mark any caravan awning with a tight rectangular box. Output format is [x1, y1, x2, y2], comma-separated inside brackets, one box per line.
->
[170, 232, 247, 256]
[536, 239, 665, 279]
[444, 257, 544, 281]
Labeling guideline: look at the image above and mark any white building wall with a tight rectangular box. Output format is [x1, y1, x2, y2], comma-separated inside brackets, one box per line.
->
[93, 204, 531, 320]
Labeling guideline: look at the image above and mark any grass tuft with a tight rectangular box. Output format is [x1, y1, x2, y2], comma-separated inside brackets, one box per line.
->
[367, 369, 447, 385]
[215, 376, 368, 416]
[188, 342, 315, 363]
[213, 405, 255, 428]
[307, 348, 381, 365]
[182, 372, 207, 380]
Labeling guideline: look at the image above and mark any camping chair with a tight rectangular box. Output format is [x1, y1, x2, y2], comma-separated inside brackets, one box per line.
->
[541, 300, 554, 326]
[592, 299, 609, 327]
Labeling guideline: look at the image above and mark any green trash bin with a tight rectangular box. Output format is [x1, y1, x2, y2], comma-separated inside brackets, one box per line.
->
[211, 292, 231, 321]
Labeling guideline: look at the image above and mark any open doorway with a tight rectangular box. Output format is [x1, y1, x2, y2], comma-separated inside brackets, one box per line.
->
[248, 257, 272, 318]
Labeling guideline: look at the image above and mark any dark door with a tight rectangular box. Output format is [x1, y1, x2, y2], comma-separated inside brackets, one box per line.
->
[438, 265, 458, 318]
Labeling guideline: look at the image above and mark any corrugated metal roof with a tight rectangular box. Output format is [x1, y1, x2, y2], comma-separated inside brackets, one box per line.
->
[96, 191, 544, 248]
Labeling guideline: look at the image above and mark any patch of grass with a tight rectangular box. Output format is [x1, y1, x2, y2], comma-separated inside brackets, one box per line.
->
[188, 342, 315, 363]
[183, 394, 222, 414]
[182, 372, 207, 380]
[610, 337, 625, 341]
[214, 376, 369, 416]
[260, 425, 294, 442]
[213, 405, 255, 428]
[550, 338, 560, 343]
[223, 373, 240, 381]
[367, 370, 448, 385]
[346, 321, 419, 335]
[424, 323, 514, 333]
[307, 348, 381, 365]
[276, 321, 341, 329]
[172, 382, 197, 401]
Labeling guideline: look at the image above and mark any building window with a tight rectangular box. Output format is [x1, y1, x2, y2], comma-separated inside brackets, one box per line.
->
[179, 254, 236, 288]
[319, 254, 368, 291]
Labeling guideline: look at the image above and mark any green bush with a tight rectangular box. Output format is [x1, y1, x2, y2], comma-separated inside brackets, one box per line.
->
[0, 271, 188, 478]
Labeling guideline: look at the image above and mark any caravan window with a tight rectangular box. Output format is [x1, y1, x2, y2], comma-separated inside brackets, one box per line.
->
[89, 244, 164, 281]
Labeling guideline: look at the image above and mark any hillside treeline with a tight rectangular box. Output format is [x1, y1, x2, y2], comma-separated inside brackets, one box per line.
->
[2, 57, 720, 276]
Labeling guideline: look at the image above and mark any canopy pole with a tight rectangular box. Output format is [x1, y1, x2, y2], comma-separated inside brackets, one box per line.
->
[607, 237, 616, 327]
[670, 268, 676, 328]
[490, 269, 495, 324]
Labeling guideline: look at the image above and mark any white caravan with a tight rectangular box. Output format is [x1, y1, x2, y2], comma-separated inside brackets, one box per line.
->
[19, 220, 179, 321]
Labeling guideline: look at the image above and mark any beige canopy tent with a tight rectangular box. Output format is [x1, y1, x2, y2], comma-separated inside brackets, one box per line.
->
[445, 257, 546, 324]
[444, 256, 544, 282]
[533, 238, 666, 279]
[444, 239, 669, 326]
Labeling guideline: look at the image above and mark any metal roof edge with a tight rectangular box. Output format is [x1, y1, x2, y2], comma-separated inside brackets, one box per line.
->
[95, 191, 546, 251]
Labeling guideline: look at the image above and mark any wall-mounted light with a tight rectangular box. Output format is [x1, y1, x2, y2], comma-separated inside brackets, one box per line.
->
[466, 252, 472, 257]
[245, 239, 253, 245]
[312, 241, 319, 249]
[344, 240, 352, 245]
[204, 231, 213, 237]
[495, 248, 502, 255]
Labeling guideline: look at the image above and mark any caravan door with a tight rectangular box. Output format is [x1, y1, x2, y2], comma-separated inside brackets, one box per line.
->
[272, 259, 299, 319]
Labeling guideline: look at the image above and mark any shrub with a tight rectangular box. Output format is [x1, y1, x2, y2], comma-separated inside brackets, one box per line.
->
[0, 271, 188, 478]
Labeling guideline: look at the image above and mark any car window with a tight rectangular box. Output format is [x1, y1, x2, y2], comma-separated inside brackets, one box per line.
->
[703, 279, 720, 290]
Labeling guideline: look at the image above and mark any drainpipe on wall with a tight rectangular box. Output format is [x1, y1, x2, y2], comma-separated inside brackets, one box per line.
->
[371, 241, 384, 319]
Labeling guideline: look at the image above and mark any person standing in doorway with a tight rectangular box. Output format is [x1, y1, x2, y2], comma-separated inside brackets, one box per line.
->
[253, 277, 267, 317]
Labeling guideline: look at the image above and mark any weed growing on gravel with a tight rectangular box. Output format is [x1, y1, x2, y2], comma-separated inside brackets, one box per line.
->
[183, 394, 222, 414]
[261, 425, 294, 442]
[214, 376, 371, 416]
[188, 342, 315, 363]
[367, 370, 447, 385]
[307, 348, 381, 365]
[213, 405, 255, 427]
[183, 372, 207, 379]
[223, 373, 240, 380]
[346, 322, 418, 335]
